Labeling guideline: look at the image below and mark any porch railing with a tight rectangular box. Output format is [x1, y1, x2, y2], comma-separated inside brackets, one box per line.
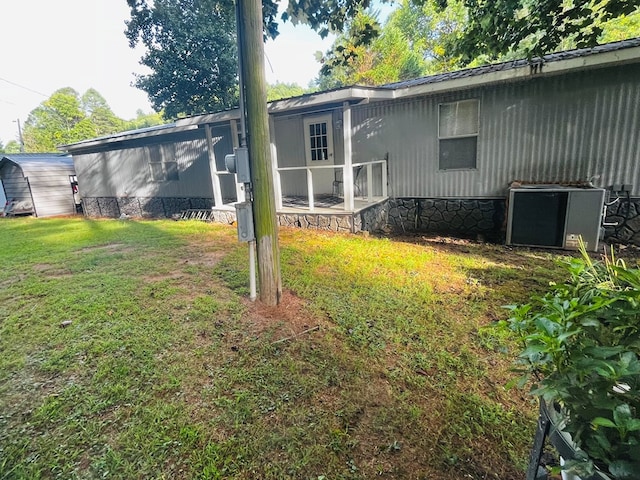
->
[277, 159, 387, 212]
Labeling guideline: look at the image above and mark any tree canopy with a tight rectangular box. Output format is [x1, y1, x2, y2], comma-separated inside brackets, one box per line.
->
[316, 1, 467, 88]
[125, 0, 240, 119]
[454, 0, 640, 62]
[21, 88, 163, 153]
[125, 0, 640, 116]
[266, 82, 313, 101]
[0, 140, 21, 154]
[316, 0, 640, 88]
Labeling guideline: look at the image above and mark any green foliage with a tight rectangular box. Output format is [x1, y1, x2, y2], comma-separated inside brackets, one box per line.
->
[125, 0, 240, 119]
[22, 88, 126, 152]
[0, 140, 21, 154]
[451, 0, 640, 62]
[266, 81, 312, 101]
[502, 245, 640, 478]
[317, 6, 439, 88]
[124, 109, 166, 131]
[391, 0, 468, 74]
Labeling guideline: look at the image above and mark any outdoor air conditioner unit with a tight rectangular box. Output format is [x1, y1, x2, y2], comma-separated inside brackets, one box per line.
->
[506, 186, 606, 252]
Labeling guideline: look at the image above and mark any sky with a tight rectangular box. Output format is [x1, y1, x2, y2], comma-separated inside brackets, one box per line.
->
[0, 0, 343, 146]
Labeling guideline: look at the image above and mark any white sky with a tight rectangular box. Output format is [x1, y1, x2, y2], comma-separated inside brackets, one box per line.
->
[0, 0, 340, 146]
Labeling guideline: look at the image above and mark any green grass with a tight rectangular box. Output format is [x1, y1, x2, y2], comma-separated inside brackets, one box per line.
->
[0, 217, 570, 479]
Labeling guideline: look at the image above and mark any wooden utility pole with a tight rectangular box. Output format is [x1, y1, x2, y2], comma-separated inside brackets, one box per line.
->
[237, 0, 282, 306]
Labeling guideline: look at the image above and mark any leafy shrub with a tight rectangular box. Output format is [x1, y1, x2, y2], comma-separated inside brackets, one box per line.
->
[501, 245, 640, 479]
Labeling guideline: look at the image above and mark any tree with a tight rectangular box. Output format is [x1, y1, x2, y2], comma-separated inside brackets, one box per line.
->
[22, 88, 126, 152]
[2, 140, 21, 154]
[124, 109, 166, 131]
[125, 0, 241, 119]
[82, 89, 125, 136]
[315, 1, 468, 89]
[266, 82, 310, 101]
[451, 0, 640, 62]
[392, 0, 467, 73]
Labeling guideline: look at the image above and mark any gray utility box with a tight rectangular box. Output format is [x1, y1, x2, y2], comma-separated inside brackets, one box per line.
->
[506, 186, 605, 252]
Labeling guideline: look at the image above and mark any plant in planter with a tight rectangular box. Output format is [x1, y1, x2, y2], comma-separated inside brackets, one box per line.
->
[501, 245, 640, 479]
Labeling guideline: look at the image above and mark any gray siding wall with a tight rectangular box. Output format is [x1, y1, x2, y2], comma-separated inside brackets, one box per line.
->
[352, 63, 640, 198]
[1, 163, 32, 208]
[274, 109, 345, 196]
[0, 162, 76, 217]
[74, 127, 236, 202]
[29, 165, 76, 217]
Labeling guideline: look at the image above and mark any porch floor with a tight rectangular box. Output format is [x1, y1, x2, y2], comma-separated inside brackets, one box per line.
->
[280, 194, 387, 214]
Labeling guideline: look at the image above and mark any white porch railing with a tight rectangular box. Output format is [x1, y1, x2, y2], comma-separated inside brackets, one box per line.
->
[277, 159, 387, 212]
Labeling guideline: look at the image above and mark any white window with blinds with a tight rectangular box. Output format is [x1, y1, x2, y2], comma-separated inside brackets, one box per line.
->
[438, 99, 479, 170]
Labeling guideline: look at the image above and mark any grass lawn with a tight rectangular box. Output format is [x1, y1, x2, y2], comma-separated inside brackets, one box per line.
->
[0, 217, 571, 479]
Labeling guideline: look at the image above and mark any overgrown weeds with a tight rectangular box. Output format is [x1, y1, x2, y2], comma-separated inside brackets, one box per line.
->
[1, 217, 570, 479]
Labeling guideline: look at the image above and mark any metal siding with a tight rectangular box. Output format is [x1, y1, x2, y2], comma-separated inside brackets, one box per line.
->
[73, 130, 219, 199]
[352, 63, 640, 198]
[27, 167, 76, 217]
[274, 115, 307, 196]
[1, 163, 31, 203]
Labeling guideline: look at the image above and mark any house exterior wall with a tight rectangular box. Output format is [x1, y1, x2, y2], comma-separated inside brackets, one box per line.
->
[351, 63, 640, 199]
[74, 126, 236, 218]
[273, 109, 346, 196]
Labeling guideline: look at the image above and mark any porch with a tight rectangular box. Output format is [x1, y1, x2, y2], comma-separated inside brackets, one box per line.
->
[206, 160, 388, 234]
[276, 159, 388, 213]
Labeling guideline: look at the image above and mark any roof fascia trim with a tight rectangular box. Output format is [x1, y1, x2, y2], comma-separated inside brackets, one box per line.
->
[61, 124, 199, 152]
[393, 45, 640, 99]
[267, 87, 394, 113]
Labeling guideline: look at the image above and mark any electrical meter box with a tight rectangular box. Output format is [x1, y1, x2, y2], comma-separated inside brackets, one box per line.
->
[224, 147, 251, 184]
[234, 201, 255, 242]
[506, 186, 605, 252]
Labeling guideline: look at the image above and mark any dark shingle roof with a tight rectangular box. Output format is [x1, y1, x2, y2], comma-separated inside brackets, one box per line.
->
[382, 37, 640, 90]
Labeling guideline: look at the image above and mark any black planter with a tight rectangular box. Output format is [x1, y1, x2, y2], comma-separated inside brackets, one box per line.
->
[526, 400, 612, 480]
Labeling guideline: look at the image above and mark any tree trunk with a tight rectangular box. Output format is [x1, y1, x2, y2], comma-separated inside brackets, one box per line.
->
[238, 0, 282, 306]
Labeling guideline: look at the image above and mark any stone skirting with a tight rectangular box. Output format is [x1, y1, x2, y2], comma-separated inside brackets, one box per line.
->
[277, 201, 389, 233]
[602, 197, 640, 246]
[386, 198, 505, 240]
[81, 195, 640, 247]
[82, 197, 214, 218]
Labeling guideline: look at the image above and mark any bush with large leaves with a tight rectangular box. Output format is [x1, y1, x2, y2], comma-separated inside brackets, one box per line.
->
[503, 246, 640, 479]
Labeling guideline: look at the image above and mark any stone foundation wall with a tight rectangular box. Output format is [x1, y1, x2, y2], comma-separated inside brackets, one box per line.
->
[81, 195, 640, 247]
[82, 197, 214, 218]
[278, 213, 357, 232]
[603, 197, 640, 246]
[386, 198, 505, 239]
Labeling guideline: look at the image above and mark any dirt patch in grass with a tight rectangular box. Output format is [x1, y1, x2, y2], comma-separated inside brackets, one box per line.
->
[244, 289, 332, 341]
[77, 243, 131, 253]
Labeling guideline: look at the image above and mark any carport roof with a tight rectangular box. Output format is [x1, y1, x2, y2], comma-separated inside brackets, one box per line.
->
[0, 154, 74, 176]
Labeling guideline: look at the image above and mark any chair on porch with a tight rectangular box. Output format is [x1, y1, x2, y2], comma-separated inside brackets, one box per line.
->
[333, 166, 364, 197]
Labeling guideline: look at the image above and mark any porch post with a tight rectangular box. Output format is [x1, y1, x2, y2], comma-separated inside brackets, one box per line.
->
[268, 115, 282, 210]
[342, 101, 354, 211]
[205, 125, 224, 207]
